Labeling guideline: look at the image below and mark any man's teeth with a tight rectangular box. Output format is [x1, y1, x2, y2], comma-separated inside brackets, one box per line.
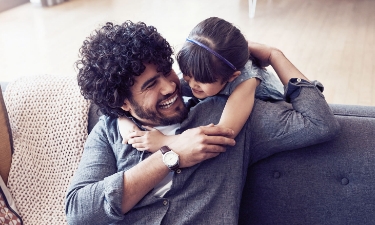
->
[159, 95, 178, 109]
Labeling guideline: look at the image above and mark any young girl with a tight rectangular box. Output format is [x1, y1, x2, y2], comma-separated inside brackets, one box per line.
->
[119, 17, 284, 152]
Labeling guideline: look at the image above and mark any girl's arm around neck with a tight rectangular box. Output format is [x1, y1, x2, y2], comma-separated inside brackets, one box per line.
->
[217, 78, 259, 138]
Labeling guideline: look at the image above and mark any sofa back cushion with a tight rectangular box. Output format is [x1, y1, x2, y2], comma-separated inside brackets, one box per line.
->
[239, 104, 375, 225]
[0, 86, 12, 184]
[4, 75, 90, 225]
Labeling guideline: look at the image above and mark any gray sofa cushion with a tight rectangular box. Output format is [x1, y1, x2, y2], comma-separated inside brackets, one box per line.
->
[239, 104, 375, 225]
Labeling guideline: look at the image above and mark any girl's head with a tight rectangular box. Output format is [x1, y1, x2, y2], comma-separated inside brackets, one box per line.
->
[177, 17, 249, 98]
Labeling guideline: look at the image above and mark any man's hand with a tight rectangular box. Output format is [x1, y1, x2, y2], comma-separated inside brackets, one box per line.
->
[169, 124, 235, 168]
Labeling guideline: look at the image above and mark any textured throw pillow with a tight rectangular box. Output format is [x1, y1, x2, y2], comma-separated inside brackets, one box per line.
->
[0, 87, 13, 184]
[0, 176, 23, 225]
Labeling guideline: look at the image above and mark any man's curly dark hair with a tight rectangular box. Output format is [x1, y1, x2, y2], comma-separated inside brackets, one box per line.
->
[76, 21, 174, 118]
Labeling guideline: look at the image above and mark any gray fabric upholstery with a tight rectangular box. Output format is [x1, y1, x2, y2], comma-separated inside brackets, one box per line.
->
[87, 103, 101, 134]
[239, 104, 375, 225]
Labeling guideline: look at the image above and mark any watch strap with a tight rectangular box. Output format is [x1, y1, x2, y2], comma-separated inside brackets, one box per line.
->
[160, 146, 179, 171]
[160, 146, 171, 155]
[169, 163, 179, 171]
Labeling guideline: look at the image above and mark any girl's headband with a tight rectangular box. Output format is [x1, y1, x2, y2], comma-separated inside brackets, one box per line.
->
[186, 38, 237, 71]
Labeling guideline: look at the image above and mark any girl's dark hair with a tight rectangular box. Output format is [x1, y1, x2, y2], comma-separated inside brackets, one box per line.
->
[76, 21, 174, 117]
[177, 17, 249, 84]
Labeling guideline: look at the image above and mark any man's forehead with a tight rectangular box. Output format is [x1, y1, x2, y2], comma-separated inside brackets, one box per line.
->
[132, 64, 160, 89]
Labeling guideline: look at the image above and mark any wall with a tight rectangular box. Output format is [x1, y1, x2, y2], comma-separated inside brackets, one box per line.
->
[0, 0, 28, 12]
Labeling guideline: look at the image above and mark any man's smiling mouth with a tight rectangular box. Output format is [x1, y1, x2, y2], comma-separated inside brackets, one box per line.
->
[159, 94, 178, 109]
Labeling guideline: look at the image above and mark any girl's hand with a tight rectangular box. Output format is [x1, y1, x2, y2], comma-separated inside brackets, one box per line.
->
[127, 126, 175, 153]
[118, 117, 141, 144]
[248, 41, 280, 67]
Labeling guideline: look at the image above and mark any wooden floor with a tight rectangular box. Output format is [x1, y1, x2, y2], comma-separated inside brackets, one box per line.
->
[0, 0, 374, 106]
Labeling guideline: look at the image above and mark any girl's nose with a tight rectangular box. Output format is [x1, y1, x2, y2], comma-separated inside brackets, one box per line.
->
[188, 77, 199, 89]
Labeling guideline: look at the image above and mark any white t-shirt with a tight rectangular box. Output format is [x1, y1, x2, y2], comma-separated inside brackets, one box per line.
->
[152, 123, 180, 197]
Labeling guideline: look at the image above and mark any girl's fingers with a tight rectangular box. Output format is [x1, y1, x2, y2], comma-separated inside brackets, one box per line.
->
[135, 147, 148, 151]
[131, 143, 147, 150]
[127, 136, 141, 144]
[142, 125, 156, 131]
[127, 131, 146, 139]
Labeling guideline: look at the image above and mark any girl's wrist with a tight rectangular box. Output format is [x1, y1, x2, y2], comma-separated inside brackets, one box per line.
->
[269, 48, 283, 65]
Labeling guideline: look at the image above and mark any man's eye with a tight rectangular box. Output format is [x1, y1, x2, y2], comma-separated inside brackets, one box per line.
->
[146, 82, 156, 89]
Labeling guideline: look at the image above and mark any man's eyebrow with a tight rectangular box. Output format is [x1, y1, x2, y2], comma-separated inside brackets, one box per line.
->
[140, 74, 161, 91]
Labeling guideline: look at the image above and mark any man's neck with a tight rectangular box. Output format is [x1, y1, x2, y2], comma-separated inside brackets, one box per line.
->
[153, 124, 181, 135]
[127, 115, 180, 135]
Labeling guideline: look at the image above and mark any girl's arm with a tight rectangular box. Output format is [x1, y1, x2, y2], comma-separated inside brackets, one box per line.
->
[127, 127, 177, 152]
[117, 117, 175, 150]
[217, 78, 259, 138]
[118, 117, 142, 144]
[248, 41, 309, 85]
[128, 124, 224, 153]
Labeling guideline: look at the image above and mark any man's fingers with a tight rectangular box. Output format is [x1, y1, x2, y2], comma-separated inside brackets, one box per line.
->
[204, 144, 227, 153]
[200, 126, 234, 137]
[200, 133, 236, 146]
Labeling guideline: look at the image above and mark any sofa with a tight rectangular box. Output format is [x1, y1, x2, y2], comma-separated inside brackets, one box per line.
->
[1, 76, 375, 225]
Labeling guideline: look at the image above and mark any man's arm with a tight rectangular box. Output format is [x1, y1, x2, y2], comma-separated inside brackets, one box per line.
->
[122, 125, 236, 213]
[246, 42, 340, 163]
[65, 117, 235, 224]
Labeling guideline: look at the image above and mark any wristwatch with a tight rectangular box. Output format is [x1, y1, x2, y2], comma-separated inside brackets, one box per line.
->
[160, 146, 179, 171]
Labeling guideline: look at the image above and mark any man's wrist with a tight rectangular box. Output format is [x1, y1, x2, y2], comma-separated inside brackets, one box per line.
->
[284, 78, 324, 102]
[160, 146, 180, 171]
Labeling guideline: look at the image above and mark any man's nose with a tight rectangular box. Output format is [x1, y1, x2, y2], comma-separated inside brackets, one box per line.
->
[160, 77, 176, 95]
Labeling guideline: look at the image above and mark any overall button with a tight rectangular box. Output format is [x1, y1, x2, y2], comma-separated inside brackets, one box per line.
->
[296, 78, 302, 82]
[176, 169, 181, 174]
[341, 178, 349, 185]
[163, 200, 168, 206]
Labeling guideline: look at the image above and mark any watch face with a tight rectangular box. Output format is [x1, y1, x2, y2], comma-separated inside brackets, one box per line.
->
[164, 151, 179, 166]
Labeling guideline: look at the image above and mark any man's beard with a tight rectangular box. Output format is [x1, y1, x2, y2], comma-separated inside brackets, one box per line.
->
[128, 95, 189, 126]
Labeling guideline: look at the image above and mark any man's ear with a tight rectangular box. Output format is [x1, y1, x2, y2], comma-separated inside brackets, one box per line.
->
[121, 99, 131, 112]
[228, 71, 241, 82]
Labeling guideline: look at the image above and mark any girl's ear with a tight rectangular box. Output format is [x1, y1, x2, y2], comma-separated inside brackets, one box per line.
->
[228, 71, 241, 82]
[121, 99, 131, 112]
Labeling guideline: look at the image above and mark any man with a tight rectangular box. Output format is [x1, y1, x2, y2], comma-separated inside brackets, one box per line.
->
[66, 21, 339, 224]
